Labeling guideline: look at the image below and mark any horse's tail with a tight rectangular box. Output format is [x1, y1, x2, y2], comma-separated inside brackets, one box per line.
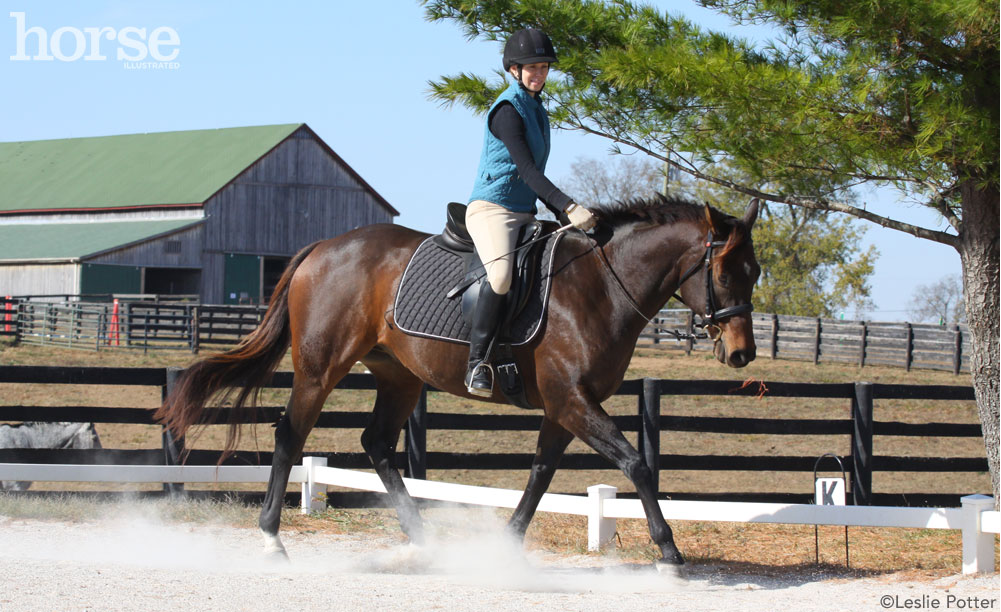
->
[155, 240, 322, 454]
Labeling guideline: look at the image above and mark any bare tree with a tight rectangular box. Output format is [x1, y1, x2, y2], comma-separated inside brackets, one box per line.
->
[561, 155, 664, 209]
[907, 274, 966, 325]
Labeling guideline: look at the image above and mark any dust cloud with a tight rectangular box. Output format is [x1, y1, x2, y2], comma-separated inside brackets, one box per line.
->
[0, 504, 685, 594]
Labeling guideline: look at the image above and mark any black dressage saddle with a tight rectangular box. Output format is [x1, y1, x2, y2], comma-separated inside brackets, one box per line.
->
[393, 202, 565, 408]
[434, 202, 547, 328]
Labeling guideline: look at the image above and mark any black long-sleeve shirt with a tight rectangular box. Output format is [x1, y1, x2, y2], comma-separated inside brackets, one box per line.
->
[489, 102, 573, 217]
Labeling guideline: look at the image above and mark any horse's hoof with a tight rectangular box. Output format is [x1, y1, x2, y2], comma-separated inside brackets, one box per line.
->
[261, 530, 289, 561]
[654, 559, 687, 580]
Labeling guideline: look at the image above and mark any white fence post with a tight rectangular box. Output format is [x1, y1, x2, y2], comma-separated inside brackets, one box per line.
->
[301, 456, 328, 514]
[587, 484, 617, 551]
[961, 494, 995, 574]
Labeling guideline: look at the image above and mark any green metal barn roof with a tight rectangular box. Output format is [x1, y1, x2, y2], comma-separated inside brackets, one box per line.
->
[0, 124, 302, 213]
[0, 219, 202, 261]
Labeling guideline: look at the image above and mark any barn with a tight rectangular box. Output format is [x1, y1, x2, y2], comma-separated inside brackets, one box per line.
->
[0, 124, 397, 304]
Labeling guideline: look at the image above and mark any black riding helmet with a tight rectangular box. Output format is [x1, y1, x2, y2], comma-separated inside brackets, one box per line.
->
[502, 28, 557, 71]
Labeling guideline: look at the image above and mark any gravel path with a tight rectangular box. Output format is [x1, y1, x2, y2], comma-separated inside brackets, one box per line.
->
[0, 515, 997, 612]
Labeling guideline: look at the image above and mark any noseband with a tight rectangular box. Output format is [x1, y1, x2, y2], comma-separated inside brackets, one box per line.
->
[673, 231, 754, 338]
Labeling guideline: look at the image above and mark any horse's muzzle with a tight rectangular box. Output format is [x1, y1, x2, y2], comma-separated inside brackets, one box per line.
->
[715, 341, 755, 367]
[727, 347, 755, 368]
[715, 318, 756, 368]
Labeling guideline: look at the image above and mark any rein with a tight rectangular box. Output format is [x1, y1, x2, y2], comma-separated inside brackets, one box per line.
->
[579, 227, 753, 344]
[579, 229, 653, 322]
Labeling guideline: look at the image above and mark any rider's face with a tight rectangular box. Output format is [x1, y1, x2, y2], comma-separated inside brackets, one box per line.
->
[510, 62, 550, 94]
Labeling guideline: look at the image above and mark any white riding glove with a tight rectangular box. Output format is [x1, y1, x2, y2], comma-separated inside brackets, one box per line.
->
[565, 202, 597, 231]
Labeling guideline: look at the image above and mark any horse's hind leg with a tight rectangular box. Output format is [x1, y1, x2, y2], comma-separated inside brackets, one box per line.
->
[259, 376, 329, 556]
[506, 417, 574, 540]
[553, 391, 684, 567]
[360, 362, 426, 544]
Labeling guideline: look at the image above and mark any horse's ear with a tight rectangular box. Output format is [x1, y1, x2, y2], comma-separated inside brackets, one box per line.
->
[703, 204, 726, 235]
[742, 198, 760, 230]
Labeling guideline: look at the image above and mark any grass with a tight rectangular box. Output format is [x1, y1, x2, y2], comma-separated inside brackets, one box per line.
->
[0, 340, 995, 575]
[525, 512, 987, 576]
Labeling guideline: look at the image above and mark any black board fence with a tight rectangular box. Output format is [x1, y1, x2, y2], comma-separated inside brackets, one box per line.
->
[0, 366, 985, 507]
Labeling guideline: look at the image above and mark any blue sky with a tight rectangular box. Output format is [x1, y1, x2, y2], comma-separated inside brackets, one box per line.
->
[0, 1, 961, 320]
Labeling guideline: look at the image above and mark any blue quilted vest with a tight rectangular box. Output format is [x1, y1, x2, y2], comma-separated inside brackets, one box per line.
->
[468, 84, 551, 213]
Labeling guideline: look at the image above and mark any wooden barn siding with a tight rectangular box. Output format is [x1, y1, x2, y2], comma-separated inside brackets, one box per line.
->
[203, 130, 393, 257]
[200, 252, 226, 304]
[85, 225, 204, 268]
[0, 263, 78, 296]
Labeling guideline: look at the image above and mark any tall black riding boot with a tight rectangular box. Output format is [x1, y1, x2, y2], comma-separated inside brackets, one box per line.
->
[465, 282, 507, 397]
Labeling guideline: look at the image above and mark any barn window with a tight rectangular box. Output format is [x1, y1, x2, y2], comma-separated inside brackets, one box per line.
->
[165, 240, 182, 254]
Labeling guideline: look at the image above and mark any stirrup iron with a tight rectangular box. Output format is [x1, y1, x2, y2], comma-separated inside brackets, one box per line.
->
[465, 362, 494, 397]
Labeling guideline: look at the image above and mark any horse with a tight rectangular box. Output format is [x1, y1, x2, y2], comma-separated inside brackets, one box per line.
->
[0, 422, 102, 490]
[156, 194, 760, 570]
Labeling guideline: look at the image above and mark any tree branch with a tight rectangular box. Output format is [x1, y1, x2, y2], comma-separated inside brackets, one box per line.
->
[784, 163, 924, 185]
[564, 117, 962, 249]
[926, 185, 963, 232]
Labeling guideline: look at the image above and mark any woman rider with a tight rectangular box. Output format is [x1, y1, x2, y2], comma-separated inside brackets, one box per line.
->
[464, 27, 597, 397]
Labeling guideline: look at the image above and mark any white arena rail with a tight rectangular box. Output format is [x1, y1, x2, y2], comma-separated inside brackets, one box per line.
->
[0, 463, 306, 484]
[1, 458, 997, 575]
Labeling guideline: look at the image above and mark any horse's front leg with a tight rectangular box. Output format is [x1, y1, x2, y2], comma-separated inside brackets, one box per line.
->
[552, 389, 684, 568]
[506, 417, 575, 540]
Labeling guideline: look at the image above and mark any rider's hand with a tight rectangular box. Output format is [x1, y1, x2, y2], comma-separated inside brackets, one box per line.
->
[564, 202, 597, 231]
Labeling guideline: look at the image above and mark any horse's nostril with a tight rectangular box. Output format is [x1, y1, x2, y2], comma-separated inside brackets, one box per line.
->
[730, 350, 749, 367]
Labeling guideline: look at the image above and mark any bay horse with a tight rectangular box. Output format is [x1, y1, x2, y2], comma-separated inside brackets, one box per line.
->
[156, 194, 760, 569]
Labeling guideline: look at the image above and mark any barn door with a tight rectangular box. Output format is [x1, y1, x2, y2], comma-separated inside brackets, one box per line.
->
[80, 263, 141, 297]
[223, 253, 261, 304]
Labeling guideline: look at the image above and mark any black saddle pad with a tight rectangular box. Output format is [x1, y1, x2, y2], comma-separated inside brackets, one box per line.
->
[393, 232, 564, 346]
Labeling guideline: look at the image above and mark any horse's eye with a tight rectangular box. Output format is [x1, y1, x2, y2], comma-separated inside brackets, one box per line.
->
[718, 273, 730, 287]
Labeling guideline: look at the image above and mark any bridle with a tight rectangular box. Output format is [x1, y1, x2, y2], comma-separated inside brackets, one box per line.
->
[583, 227, 753, 344]
[670, 231, 754, 341]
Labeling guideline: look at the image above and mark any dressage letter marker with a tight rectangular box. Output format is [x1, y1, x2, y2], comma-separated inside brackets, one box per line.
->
[815, 477, 846, 506]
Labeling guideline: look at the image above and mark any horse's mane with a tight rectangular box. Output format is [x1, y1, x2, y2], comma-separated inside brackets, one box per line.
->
[593, 193, 707, 229]
[593, 193, 748, 273]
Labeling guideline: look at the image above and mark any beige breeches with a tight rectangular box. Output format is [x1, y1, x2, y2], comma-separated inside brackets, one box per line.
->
[465, 200, 536, 295]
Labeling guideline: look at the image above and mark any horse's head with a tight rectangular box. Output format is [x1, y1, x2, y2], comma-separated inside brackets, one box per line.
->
[676, 199, 761, 368]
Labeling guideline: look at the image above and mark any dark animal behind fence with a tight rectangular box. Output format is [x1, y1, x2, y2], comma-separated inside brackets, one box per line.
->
[0, 422, 101, 490]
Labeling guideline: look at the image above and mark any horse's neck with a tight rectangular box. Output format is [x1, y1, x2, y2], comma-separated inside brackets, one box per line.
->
[602, 222, 698, 315]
